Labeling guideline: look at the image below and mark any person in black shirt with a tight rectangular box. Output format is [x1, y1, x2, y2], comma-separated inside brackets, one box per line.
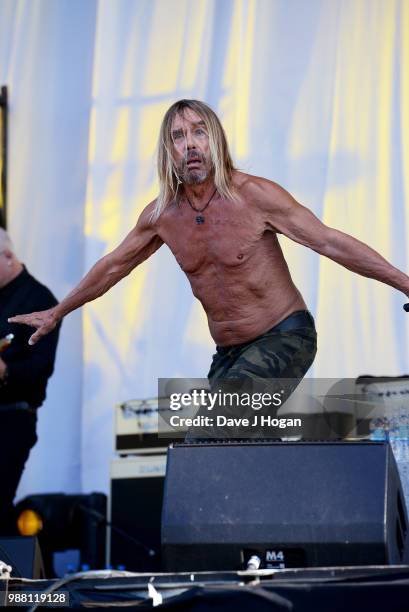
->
[0, 229, 60, 535]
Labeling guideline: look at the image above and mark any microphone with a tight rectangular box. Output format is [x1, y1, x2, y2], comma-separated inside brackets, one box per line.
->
[404, 304, 409, 312]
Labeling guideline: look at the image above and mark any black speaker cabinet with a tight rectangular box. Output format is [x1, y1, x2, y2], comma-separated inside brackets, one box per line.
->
[108, 455, 166, 571]
[162, 441, 408, 571]
[0, 536, 44, 578]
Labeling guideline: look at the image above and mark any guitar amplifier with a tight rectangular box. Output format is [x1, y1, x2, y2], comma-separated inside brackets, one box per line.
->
[114, 397, 180, 454]
[115, 387, 209, 454]
[107, 455, 166, 571]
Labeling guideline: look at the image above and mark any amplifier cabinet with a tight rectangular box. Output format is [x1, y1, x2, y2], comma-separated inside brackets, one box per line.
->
[107, 455, 166, 571]
[115, 398, 186, 454]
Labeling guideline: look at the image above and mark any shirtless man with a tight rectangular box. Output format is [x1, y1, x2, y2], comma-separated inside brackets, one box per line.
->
[8, 100, 409, 432]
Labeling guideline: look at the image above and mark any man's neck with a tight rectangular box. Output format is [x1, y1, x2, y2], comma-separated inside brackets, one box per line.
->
[183, 178, 216, 204]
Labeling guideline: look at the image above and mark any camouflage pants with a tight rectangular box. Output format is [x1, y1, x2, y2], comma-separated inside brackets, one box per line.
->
[185, 310, 317, 440]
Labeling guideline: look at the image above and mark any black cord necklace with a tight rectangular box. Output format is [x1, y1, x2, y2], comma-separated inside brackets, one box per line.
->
[185, 188, 217, 225]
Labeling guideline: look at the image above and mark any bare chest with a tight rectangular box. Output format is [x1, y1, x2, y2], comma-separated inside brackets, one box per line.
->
[158, 201, 270, 274]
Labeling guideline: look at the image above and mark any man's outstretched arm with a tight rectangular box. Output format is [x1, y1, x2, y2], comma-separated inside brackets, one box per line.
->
[250, 178, 409, 297]
[8, 202, 163, 345]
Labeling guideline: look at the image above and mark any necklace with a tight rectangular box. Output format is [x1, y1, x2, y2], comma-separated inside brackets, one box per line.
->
[185, 188, 217, 224]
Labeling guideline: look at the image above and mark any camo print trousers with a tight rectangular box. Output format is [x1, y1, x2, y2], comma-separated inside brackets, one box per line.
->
[185, 310, 317, 440]
[208, 310, 317, 388]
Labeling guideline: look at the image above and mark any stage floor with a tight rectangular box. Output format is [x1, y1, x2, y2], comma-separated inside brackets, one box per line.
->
[4, 565, 409, 610]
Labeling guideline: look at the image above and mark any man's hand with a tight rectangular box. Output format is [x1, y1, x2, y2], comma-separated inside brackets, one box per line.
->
[8, 307, 60, 346]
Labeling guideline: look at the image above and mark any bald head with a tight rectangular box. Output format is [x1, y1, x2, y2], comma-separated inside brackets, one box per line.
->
[0, 228, 22, 288]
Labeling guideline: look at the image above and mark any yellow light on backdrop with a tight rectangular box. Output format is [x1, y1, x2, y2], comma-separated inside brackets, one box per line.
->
[178, 1, 210, 89]
[138, 103, 169, 162]
[221, 0, 256, 162]
[313, 0, 406, 375]
[403, 0, 409, 273]
[143, 1, 192, 96]
[277, 0, 409, 376]
[111, 108, 131, 164]
[234, 0, 255, 160]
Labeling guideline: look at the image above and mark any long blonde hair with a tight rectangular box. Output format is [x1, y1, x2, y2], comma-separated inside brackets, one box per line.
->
[152, 99, 236, 221]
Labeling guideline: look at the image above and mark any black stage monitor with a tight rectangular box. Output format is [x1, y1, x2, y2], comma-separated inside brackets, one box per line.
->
[162, 441, 408, 572]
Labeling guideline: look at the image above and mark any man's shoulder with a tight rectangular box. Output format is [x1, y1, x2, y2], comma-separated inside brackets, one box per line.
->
[232, 171, 286, 206]
[136, 199, 163, 229]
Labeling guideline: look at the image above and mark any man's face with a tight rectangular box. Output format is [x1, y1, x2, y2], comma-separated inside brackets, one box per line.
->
[171, 109, 212, 185]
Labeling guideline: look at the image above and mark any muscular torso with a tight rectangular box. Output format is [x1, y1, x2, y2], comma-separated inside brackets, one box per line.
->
[156, 175, 306, 346]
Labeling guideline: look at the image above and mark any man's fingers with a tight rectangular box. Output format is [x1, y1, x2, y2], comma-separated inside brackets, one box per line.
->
[8, 314, 40, 326]
[8, 315, 31, 324]
[28, 330, 43, 346]
[8, 313, 44, 328]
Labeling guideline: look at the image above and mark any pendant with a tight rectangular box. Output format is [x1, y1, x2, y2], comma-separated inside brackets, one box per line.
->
[195, 215, 205, 225]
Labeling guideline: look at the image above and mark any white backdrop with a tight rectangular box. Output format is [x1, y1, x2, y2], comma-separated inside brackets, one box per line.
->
[0, 0, 408, 497]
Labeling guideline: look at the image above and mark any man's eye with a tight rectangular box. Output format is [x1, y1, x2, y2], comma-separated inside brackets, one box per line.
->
[195, 129, 205, 135]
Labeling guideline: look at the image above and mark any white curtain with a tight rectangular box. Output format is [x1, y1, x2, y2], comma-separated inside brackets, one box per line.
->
[0, 0, 97, 495]
[0, 0, 407, 497]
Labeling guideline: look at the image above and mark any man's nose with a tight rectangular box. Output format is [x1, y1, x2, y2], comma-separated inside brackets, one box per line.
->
[185, 131, 196, 149]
